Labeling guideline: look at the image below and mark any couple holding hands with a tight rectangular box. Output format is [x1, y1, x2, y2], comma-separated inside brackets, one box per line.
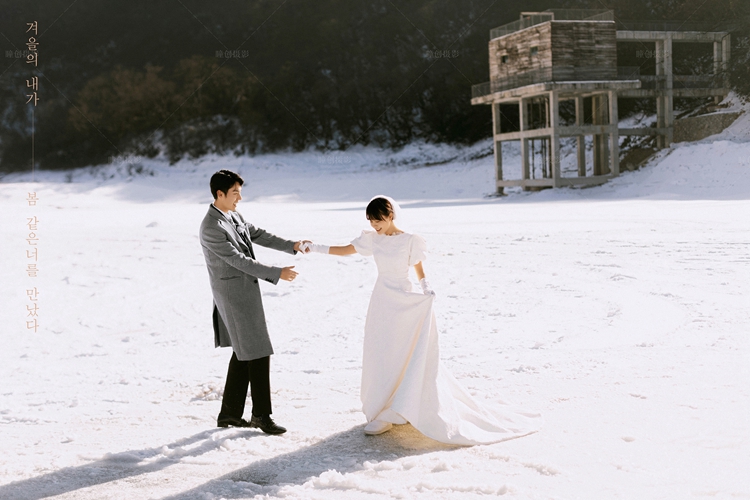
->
[199, 169, 541, 445]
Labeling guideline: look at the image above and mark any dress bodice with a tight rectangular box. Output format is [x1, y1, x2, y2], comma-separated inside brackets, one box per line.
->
[351, 231, 427, 281]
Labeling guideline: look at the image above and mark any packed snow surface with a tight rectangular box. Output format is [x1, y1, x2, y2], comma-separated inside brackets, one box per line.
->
[1, 106, 748, 499]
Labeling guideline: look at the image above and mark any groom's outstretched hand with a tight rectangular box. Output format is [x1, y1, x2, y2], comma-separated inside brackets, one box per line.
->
[280, 266, 298, 282]
[294, 240, 312, 253]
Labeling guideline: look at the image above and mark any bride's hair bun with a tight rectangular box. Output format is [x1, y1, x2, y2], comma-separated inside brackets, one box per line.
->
[366, 197, 395, 221]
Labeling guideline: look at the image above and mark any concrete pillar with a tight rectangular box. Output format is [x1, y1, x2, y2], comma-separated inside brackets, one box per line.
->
[575, 96, 586, 177]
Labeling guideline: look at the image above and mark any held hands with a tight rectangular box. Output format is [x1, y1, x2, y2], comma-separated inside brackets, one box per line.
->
[419, 278, 436, 297]
[299, 241, 330, 254]
[294, 240, 312, 253]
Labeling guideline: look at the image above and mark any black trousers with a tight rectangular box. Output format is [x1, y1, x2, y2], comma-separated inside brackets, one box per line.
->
[218, 352, 272, 419]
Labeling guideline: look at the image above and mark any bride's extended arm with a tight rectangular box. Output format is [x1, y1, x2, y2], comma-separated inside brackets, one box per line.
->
[329, 244, 357, 256]
[307, 243, 357, 255]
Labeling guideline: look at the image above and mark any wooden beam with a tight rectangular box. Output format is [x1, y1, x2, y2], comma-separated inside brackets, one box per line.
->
[556, 175, 612, 187]
[498, 175, 613, 188]
[495, 127, 553, 142]
[620, 88, 730, 98]
[470, 80, 641, 106]
[619, 127, 669, 136]
[497, 178, 554, 188]
[558, 125, 612, 136]
[496, 124, 625, 140]
[616, 30, 728, 43]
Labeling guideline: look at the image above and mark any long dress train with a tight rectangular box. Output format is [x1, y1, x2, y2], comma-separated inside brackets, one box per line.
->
[351, 230, 542, 446]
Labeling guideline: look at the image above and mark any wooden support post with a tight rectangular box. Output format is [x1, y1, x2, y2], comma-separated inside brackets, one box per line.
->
[491, 103, 504, 195]
[492, 102, 501, 135]
[664, 37, 674, 147]
[655, 39, 667, 149]
[593, 95, 601, 174]
[494, 140, 504, 195]
[722, 35, 731, 91]
[593, 94, 609, 175]
[713, 41, 722, 75]
[520, 98, 530, 188]
[608, 90, 620, 177]
[713, 41, 722, 104]
[549, 91, 561, 187]
[575, 96, 586, 177]
[656, 94, 666, 149]
[654, 38, 674, 148]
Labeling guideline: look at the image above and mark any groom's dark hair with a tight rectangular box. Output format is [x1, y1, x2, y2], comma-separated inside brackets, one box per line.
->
[210, 170, 244, 199]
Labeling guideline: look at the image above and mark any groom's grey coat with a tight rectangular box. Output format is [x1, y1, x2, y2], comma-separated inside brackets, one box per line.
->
[199, 204, 296, 361]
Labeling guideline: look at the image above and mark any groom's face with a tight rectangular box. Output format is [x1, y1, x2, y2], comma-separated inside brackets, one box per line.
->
[216, 182, 242, 212]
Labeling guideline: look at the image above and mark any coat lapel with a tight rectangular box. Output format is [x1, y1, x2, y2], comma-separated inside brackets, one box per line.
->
[207, 205, 254, 257]
[228, 212, 256, 258]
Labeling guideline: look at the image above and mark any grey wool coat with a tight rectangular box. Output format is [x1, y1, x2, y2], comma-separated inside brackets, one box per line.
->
[199, 204, 297, 361]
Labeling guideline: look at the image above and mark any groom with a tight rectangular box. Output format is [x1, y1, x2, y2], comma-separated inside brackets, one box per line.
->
[199, 169, 308, 434]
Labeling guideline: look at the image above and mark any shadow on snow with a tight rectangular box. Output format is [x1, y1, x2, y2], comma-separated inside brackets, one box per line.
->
[0, 424, 457, 500]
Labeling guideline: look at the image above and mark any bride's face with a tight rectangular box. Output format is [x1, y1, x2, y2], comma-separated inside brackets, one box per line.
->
[369, 215, 393, 234]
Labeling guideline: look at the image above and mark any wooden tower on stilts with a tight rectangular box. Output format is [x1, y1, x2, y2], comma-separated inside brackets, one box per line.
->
[471, 10, 731, 194]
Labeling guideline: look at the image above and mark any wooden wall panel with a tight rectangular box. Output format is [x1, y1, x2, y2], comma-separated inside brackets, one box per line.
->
[489, 21, 617, 84]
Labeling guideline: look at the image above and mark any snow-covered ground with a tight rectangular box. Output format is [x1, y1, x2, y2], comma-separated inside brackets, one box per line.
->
[1, 103, 749, 499]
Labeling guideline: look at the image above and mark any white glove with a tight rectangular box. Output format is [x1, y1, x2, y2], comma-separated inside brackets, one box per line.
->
[419, 278, 436, 297]
[302, 242, 329, 254]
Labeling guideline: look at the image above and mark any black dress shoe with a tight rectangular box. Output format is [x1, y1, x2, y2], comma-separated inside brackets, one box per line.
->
[249, 414, 287, 435]
[217, 416, 252, 428]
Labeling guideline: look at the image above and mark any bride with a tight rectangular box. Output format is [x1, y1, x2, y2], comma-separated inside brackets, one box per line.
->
[304, 196, 542, 445]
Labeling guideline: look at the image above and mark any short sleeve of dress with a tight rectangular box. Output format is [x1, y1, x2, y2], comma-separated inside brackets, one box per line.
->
[408, 234, 427, 266]
[351, 230, 375, 256]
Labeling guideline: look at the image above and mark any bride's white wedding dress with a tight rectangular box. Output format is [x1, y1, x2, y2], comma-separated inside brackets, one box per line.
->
[351, 230, 542, 445]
